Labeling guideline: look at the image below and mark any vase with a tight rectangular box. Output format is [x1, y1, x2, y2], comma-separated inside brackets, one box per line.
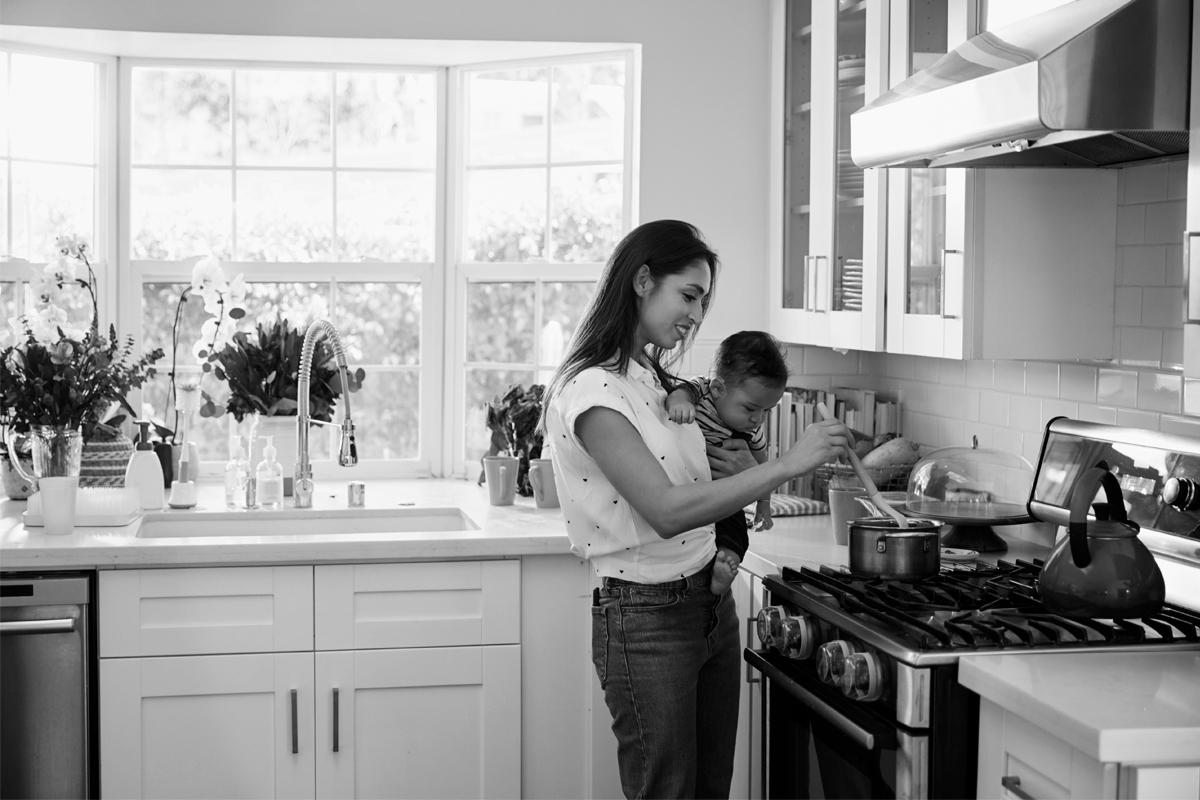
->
[79, 434, 135, 488]
[1, 455, 36, 500]
[247, 415, 299, 497]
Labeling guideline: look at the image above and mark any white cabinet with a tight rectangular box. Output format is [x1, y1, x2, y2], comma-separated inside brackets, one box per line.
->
[1185, 0, 1200, 379]
[100, 562, 521, 800]
[768, 0, 888, 352]
[732, 569, 765, 800]
[977, 697, 1200, 800]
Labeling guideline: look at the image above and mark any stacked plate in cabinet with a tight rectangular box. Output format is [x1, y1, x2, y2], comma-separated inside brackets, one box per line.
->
[837, 258, 863, 312]
[837, 55, 865, 84]
[837, 149, 864, 199]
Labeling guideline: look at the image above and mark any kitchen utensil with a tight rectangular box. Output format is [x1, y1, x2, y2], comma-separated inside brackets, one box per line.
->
[816, 402, 908, 528]
[847, 517, 942, 580]
[906, 437, 1033, 551]
[1038, 467, 1166, 619]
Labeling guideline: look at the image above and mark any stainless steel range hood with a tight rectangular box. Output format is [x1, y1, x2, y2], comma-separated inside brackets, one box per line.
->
[851, 0, 1190, 169]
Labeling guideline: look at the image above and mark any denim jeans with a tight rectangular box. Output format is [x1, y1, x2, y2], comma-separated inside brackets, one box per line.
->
[592, 562, 742, 799]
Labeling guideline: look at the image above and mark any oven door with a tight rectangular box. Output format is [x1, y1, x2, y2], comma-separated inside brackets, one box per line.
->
[746, 648, 928, 800]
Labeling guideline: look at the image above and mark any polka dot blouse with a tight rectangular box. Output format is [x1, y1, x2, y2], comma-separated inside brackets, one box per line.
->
[547, 358, 716, 583]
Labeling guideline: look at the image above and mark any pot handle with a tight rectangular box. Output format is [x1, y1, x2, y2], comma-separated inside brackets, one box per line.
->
[1067, 468, 1128, 569]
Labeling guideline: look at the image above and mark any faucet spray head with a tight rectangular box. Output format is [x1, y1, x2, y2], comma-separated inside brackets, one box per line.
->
[339, 419, 358, 467]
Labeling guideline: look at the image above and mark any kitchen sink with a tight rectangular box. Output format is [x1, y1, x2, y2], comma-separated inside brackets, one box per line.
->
[137, 507, 478, 538]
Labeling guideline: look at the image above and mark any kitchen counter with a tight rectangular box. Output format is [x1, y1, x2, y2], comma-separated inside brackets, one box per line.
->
[0, 480, 1053, 571]
[960, 651, 1200, 764]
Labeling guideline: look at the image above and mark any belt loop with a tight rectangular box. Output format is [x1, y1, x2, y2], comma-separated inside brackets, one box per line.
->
[593, 587, 600, 606]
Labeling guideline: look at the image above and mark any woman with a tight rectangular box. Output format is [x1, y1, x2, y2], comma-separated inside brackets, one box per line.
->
[542, 219, 851, 799]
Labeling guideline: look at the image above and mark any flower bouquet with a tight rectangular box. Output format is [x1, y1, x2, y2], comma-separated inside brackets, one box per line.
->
[481, 384, 545, 497]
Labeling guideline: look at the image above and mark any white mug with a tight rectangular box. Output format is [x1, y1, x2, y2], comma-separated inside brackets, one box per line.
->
[529, 458, 559, 509]
[483, 456, 519, 506]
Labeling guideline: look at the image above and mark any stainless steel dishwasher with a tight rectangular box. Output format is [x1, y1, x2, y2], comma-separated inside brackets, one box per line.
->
[0, 572, 95, 799]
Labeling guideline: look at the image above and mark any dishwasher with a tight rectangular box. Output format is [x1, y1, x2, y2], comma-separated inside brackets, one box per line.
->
[0, 572, 97, 799]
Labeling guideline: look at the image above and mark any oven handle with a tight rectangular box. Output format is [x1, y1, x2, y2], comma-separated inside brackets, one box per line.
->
[744, 648, 896, 752]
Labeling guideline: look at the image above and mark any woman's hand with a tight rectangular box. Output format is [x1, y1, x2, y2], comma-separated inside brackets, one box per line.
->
[707, 439, 757, 478]
[781, 418, 852, 477]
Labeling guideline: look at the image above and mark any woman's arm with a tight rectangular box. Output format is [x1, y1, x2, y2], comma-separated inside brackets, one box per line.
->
[576, 407, 849, 538]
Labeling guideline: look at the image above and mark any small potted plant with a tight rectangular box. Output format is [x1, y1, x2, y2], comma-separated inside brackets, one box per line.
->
[481, 384, 545, 497]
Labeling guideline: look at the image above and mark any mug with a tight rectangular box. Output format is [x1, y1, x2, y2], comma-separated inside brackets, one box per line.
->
[483, 456, 519, 506]
[828, 486, 869, 546]
[529, 458, 559, 509]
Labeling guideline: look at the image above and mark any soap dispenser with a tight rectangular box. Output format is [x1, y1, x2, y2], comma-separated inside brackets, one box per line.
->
[257, 436, 284, 510]
[126, 420, 165, 510]
[225, 435, 247, 509]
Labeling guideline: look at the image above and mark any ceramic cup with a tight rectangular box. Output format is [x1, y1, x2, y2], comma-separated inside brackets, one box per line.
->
[483, 456, 519, 506]
[529, 458, 559, 509]
[39, 476, 79, 536]
[828, 486, 869, 546]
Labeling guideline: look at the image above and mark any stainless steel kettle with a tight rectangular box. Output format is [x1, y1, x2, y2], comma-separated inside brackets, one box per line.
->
[1038, 467, 1165, 619]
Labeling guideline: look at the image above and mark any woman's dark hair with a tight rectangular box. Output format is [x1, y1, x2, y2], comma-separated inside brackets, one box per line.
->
[713, 330, 789, 389]
[541, 220, 719, 429]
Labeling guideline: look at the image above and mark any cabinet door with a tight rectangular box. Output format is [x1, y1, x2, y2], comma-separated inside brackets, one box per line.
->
[100, 652, 316, 799]
[314, 561, 519, 651]
[885, 0, 974, 359]
[1185, 0, 1200, 379]
[769, 0, 887, 351]
[314, 645, 520, 799]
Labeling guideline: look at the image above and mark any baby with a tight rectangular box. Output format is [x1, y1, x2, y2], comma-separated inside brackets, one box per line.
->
[667, 330, 788, 595]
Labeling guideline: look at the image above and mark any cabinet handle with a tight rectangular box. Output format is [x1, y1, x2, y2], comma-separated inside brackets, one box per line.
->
[814, 255, 829, 313]
[941, 248, 963, 319]
[802, 255, 815, 310]
[745, 619, 761, 684]
[290, 689, 298, 755]
[332, 688, 340, 752]
[1001, 775, 1036, 800]
[1184, 231, 1200, 323]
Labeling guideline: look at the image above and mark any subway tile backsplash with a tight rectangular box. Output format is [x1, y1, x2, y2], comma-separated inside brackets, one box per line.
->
[775, 160, 1197, 457]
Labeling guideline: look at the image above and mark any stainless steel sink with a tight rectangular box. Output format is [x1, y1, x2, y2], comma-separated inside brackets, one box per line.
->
[137, 507, 478, 538]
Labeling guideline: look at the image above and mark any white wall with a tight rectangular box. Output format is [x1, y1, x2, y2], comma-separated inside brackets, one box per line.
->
[1, 0, 774, 347]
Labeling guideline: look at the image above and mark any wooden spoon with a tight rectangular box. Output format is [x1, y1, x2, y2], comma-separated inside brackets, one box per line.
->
[816, 402, 909, 529]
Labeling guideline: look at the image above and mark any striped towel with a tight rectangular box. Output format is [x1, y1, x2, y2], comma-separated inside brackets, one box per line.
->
[745, 493, 829, 521]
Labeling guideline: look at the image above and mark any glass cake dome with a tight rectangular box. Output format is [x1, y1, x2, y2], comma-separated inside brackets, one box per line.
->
[906, 437, 1035, 552]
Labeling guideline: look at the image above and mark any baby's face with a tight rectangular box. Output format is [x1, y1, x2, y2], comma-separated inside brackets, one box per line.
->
[712, 377, 784, 434]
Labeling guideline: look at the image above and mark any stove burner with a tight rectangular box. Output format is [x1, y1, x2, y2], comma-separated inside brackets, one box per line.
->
[775, 561, 1200, 653]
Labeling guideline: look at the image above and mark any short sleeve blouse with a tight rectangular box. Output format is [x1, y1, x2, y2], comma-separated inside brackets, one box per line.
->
[546, 358, 716, 583]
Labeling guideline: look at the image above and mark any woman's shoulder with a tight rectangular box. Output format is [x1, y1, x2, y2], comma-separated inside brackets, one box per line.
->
[558, 363, 626, 397]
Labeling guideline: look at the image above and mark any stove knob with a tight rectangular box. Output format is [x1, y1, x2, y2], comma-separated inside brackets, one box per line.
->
[756, 606, 788, 647]
[776, 614, 817, 660]
[1164, 477, 1200, 512]
[815, 640, 860, 685]
[840, 651, 887, 702]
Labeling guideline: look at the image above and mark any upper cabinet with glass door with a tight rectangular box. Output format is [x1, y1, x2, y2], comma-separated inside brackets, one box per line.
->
[767, 0, 886, 351]
[880, 0, 1122, 361]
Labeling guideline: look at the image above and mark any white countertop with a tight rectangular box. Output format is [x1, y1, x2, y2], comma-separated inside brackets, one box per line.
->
[960, 651, 1200, 764]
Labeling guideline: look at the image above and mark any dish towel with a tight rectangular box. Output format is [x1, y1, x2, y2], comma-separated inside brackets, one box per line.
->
[745, 493, 829, 522]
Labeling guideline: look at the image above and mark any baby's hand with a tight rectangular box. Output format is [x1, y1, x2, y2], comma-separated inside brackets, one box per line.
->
[667, 397, 697, 424]
[754, 498, 774, 531]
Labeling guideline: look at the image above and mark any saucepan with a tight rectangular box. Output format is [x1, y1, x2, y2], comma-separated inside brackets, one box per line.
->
[847, 517, 943, 580]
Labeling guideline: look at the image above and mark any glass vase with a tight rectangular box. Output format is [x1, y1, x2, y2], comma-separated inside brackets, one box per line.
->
[5, 425, 84, 483]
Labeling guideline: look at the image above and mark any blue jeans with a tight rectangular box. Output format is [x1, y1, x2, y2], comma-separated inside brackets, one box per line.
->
[592, 562, 741, 799]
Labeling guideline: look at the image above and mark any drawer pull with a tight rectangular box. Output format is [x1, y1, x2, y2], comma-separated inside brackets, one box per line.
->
[745, 619, 760, 684]
[291, 689, 298, 755]
[333, 688, 340, 752]
[1001, 775, 1036, 800]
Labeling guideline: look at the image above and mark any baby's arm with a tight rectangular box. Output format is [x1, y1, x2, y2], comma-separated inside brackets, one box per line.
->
[666, 385, 698, 424]
[752, 446, 775, 530]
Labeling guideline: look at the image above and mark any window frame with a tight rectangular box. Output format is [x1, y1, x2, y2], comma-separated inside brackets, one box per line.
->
[444, 49, 639, 477]
[117, 57, 447, 478]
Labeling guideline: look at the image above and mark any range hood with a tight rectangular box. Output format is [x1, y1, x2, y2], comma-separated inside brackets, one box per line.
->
[851, 0, 1190, 169]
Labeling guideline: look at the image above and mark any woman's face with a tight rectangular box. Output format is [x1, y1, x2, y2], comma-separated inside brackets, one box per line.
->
[633, 260, 712, 353]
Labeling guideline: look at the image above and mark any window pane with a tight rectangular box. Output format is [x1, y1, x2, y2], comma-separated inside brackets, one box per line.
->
[132, 67, 232, 165]
[236, 70, 331, 167]
[1, 281, 17, 350]
[336, 282, 420, 366]
[241, 282, 330, 328]
[550, 166, 623, 263]
[11, 162, 93, 261]
[140, 371, 230, 462]
[336, 72, 437, 168]
[131, 169, 232, 260]
[467, 68, 547, 166]
[0, 56, 8, 157]
[0, 169, 7, 255]
[10, 54, 94, 164]
[142, 282, 210, 369]
[464, 368, 536, 463]
[237, 171, 333, 261]
[337, 370, 419, 459]
[465, 168, 545, 262]
[466, 283, 534, 363]
[552, 61, 625, 163]
[542, 282, 593, 367]
[337, 172, 434, 262]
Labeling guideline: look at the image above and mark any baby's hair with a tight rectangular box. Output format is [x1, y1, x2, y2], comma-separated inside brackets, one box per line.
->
[713, 330, 789, 389]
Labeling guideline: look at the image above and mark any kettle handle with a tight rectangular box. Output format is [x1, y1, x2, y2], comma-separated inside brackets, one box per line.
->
[1067, 468, 1129, 569]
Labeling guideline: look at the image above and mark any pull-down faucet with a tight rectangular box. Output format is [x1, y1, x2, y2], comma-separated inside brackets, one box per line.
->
[293, 318, 357, 509]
